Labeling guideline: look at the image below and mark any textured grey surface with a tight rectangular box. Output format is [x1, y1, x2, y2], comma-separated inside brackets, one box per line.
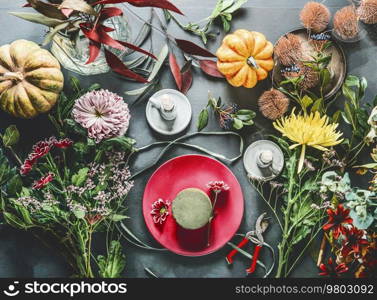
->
[0, 0, 376, 278]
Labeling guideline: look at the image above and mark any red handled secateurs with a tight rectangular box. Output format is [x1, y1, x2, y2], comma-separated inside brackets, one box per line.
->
[226, 212, 269, 275]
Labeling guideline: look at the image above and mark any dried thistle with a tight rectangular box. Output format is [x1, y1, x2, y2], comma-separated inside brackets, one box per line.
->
[274, 33, 303, 66]
[334, 6, 360, 40]
[300, 2, 331, 33]
[258, 89, 290, 120]
[284, 62, 320, 90]
[358, 0, 377, 24]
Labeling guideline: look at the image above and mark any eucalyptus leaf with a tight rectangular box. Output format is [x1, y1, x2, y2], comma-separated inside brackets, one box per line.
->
[301, 95, 313, 109]
[197, 109, 209, 131]
[311, 98, 323, 112]
[332, 110, 341, 123]
[7, 175, 23, 196]
[2, 125, 20, 147]
[147, 44, 168, 81]
[131, 15, 152, 48]
[124, 55, 149, 69]
[42, 22, 70, 46]
[342, 84, 356, 103]
[124, 83, 153, 96]
[344, 75, 360, 87]
[344, 102, 355, 128]
[320, 68, 331, 88]
[223, 0, 248, 13]
[9, 12, 65, 27]
[359, 77, 367, 100]
[232, 118, 243, 130]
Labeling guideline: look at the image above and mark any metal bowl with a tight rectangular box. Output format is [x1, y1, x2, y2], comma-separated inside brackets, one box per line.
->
[272, 28, 347, 100]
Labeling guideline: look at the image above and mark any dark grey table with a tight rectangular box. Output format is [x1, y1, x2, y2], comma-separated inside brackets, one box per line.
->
[0, 0, 376, 278]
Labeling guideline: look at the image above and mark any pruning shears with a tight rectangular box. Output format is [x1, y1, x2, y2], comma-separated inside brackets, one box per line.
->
[226, 212, 269, 274]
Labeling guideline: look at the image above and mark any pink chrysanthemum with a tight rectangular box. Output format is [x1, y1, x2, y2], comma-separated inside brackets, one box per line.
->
[72, 89, 131, 143]
[151, 198, 170, 224]
[207, 181, 230, 193]
[32, 173, 54, 190]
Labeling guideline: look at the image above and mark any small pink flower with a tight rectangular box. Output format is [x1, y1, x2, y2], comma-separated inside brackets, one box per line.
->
[207, 181, 230, 193]
[20, 139, 53, 175]
[20, 137, 73, 175]
[32, 173, 54, 190]
[151, 198, 170, 224]
[32, 140, 52, 159]
[20, 159, 33, 175]
[53, 138, 73, 149]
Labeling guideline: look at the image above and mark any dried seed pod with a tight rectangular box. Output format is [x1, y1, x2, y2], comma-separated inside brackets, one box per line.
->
[274, 33, 303, 66]
[258, 89, 290, 120]
[358, 0, 377, 24]
[284, 62, 320, 90]
[334, 6, 360, 40]
[300, 2, 331, 33]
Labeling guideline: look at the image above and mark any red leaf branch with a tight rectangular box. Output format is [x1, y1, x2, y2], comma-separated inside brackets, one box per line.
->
[94, 0, 183, 15]
[199, 60, 224, 78]
[87, 41, 101, 64]
[181, 67, 193, 95]
[80, 23, 126, 50]
[105, 49, 148, 83]
[169, 53, 182, 91]
[117, 40, 157, 59]
[175, 39, 216, 57]
[99, 7, 124, 21]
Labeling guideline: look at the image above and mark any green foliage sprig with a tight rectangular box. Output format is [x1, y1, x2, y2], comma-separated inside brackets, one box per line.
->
[278, 44, 333, 115]
[165, 0, 248, 44]
[197, 93, 255, 131]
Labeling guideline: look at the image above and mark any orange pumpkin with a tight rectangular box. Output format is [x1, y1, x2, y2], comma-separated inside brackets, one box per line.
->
[216, 30, 274, 88]
[0, 40, 63, 118]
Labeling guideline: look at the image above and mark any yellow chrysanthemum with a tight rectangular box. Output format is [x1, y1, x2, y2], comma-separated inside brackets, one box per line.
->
[273, 109, 343, 173]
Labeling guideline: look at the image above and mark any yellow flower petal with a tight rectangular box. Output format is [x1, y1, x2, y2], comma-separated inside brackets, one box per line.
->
[273, 109, 343, 173]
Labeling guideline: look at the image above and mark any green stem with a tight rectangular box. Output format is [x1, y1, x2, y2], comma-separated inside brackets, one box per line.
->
[85, 227, 94, 278]
[286, 225, 324, 277]
[275, 164, 295, 278]
[8, 146, 23, 166]
[252, 181, 283, 231]
[206, 191, 219, 247]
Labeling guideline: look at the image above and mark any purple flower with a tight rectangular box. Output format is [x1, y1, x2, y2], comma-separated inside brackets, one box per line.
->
[207, 181, 230, 193]
[151, 199, 170, 224]
[72, 89, 130, 143]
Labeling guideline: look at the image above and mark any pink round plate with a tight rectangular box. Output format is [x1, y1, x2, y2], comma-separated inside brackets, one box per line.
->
[142, 154, 244, 256]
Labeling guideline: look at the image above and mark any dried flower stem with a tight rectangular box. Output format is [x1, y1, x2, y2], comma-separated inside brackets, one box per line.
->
[317, 235, 327, 267]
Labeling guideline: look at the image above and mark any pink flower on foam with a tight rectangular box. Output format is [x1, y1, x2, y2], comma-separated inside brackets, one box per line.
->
[151, 198, 170, 224]
[72, 89, 130, 143]
[207, 181, 230, 193]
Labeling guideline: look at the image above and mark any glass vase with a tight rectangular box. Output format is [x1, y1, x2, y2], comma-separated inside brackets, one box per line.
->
[50, 15, 131, 76]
